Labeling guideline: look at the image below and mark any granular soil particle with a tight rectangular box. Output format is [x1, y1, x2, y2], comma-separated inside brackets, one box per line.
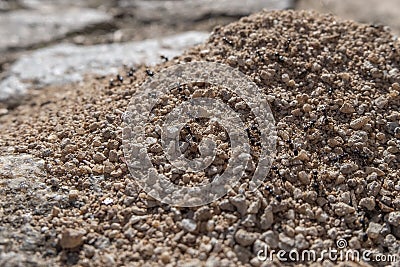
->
[0, 10, 399, 267]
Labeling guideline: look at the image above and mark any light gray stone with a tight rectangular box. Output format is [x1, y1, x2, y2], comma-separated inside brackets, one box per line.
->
[0, 154, 46, 190]
[260, 206, 274, 230]
[234, 229, 258, 247]
[0, 8, 112, 51]
[366, 222, 383, 239]
[0, 31, 209, 101]
[333, 202, 356, 216]
[120, 0, 294, 23]
[388, 211, 400, 227]
[182, 218, 197, 232]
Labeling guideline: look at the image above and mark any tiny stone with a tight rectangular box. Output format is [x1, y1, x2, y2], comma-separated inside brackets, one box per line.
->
[348, 236, 361, 249]
[260, 206, 274, 230]
[93, 152, 106, 163]
[247, 200, 260, 214]
[388, 211, 400, 227]
[359, 197, 375, 211]
[234, 229, 258, 247]
[294, 234, 309, 250]
[160, 252, 171, 264]
[0, 108, 8, 116]
[229, 195, 248, 215]
[296, 150, 310, 161]
[298, 171, 310, 185]
[366, 222, 383, 239]
[264, 230, 278, 249]
[227, 55, 238, 66]
[350, 116, 370, 130]
[194, 206, 212, 221]
[302, 103, 312, 113]
[333, 202, 355, 216]
[59, 228, 85, 249]
[339, 102, 355, 113]
[374, 95, 388, 109]
[68, 190, 79, 201]
[282, 73, 290, 83]
[182, 219, 197, 232]
[278, 233, 294, 248]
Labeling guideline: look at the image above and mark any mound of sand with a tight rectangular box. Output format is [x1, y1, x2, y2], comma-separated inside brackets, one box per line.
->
[0, 10, 399, 266]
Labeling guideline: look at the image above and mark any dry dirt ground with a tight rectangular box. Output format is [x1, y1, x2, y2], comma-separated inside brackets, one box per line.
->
[1, 9, 399, 267]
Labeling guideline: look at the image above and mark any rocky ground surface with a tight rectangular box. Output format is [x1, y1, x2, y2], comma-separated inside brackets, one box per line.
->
[0, 0, 293, 104]
[0, 9, 399, 267]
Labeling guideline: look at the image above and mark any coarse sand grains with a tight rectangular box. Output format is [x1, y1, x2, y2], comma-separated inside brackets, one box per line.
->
[0, 10, 400, 267]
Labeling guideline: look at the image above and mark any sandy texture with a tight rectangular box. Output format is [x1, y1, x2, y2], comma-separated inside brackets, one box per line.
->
[0, 10, 400, 266]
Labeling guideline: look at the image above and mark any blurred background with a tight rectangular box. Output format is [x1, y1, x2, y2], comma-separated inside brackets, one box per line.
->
[0, 0, 399, 112]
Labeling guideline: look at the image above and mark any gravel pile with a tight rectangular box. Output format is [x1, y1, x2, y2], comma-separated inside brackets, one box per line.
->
[0, 10, 399, 266]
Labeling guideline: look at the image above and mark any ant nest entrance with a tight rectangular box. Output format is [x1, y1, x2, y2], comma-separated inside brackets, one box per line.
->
[144, 82, 263, 188]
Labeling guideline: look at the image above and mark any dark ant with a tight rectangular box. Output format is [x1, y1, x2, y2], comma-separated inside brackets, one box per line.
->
[331, 152, 348, 163]
[359, 216, 367, 231]
[358, 213, 369, 241]
[256, 50, 265, 62]
[271, 165, 285, 187]
[370, 24, 381, 29]
[109, 78, 115, 87]
[127, 68, 135, 77]
[311, 170, 320, 195]
[284, 38, 291, 52]
[222, 37, 234, 46]
[274, 52, 284, 63]
[117, 74, 123, 83]
[293, 149, 299, 156]
[286, 139, 294, 150]
[146, 69, 154, 77]
[331, 155, 341, 163]
[264, 184, 282, 202]
[184, 136, 194, 147]
[298, 70, 307, 79]
[328, 87, 334, 95]
[245, 128, 251, 136]
[249, 137, 257, 145]
[265, 185, 273, 193]
[353, 148, 369, 166]
[160, 55, 169, 62]
[361, 233, 369, 242]
[303, 120, 316, 131]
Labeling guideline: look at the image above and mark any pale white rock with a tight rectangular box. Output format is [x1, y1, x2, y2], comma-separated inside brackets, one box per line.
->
[182, 218, 197, 232]
[388, 211, 400, 227]
[366, 222, 383, 239]
[0, 31, 209, 101]
[0, 8, 112, 51]
[121, 0, 294, 23]
[234, 229, 258, 247]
